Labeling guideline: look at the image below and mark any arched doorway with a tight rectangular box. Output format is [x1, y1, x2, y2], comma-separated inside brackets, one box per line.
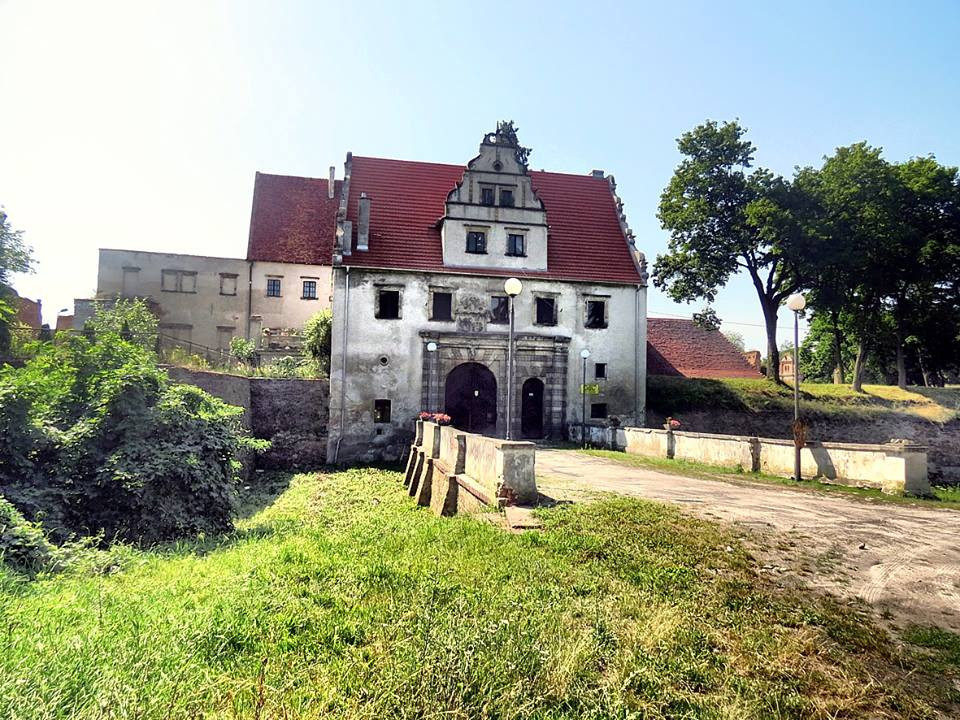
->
[445, 362, 497, 434]
[521, 377, 544, 438]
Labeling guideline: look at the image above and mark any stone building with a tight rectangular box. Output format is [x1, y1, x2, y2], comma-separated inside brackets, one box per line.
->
[319, 129, 649, 461]
[86, 125, 649, 462]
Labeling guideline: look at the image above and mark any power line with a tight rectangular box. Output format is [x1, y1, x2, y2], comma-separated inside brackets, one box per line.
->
[647, 308, 807, 332]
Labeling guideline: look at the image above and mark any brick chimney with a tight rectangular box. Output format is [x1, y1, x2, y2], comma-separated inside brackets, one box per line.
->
[357, 192, 370, 251]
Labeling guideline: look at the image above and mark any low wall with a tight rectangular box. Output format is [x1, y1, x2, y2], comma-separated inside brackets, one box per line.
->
[404, 421, 537, 515]
[647, 408, 959, 483]
[165, 366, 330, 469]
[571, 422, 930, 496]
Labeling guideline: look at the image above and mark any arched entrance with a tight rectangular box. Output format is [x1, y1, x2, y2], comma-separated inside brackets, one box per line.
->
[444, 362, 497, 434]
[521, 377, 544, 438]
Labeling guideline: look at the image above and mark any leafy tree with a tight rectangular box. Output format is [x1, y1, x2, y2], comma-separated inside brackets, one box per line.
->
[86, 298, 159, 350]
[303, 310, 333, 376]
[655, 121, 803, 383]
[723, 330, 746, 352]
[0, 209, 35, 354]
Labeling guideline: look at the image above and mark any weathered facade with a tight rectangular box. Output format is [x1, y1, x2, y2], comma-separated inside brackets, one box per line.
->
[88, 248, 332, 352]
[325, 128, 649, 462]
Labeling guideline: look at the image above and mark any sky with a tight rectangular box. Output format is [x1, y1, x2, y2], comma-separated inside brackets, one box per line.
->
[2, 0, 959, 351]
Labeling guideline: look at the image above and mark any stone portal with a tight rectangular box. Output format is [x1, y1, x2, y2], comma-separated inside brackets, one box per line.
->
[444, 362, 498, 434]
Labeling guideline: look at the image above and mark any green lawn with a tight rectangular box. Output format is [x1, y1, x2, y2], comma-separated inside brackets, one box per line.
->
[647, 376, 960, 422]
[2, 469, 958, 718]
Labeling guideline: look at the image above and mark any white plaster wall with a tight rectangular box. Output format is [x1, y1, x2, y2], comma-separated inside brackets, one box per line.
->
[327, 267, 648, 462]
[95, 249, 332, 351]
[441, 220, 548, 271]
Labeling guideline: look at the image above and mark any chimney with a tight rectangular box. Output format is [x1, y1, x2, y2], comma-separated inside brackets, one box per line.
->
[357, 192, 370, 251]
[591, 169, 605, 179]
[328, 166, 335, 199]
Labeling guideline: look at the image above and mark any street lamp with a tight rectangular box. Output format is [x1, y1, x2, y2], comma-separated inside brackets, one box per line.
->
[786, 292, 806, 481]
[426, 341, 438, 412]
[504, 277, 523, 440]
[580, 347, 591, 448]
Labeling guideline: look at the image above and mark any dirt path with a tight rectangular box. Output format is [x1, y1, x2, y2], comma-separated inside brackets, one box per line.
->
[536, 448, 960, 632]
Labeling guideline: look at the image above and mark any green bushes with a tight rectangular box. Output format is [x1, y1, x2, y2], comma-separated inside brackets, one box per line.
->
[0, 495, 53, 573]
[303, 310, 332, 375]
[0, 331, 266, 555]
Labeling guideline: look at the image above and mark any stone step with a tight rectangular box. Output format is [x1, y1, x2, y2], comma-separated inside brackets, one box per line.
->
[504, 505, 543, 531]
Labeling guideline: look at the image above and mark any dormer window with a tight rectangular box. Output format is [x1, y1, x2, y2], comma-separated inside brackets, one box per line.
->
[499, 188, 515, 207]
[480, 187, 495, 206]
[466, 230, 487, 254]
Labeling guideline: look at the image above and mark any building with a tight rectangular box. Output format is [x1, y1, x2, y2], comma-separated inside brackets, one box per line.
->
[319, 129, 648, 461]
[646, 318, 761, 379]
[88, 125, 649, 461]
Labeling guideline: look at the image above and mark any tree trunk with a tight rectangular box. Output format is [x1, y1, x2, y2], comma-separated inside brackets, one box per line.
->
[852, 339, 868, 393]
[895, 324, 907, 390]
[831, 310, 845, 384]
[763, 302, 781, 384]
[917, 350, 931, 388]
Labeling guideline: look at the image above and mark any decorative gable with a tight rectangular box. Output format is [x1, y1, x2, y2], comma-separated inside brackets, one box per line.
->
[440, 124, 549, 271]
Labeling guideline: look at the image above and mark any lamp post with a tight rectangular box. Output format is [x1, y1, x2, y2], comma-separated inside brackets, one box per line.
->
[426, 341, 438, 412]
[786, 293, 806, 481]
[580, 348, 591, 448]
[504, 277, 523, 440]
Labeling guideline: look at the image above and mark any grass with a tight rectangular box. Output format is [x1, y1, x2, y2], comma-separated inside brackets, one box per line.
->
[577, 447, 960, 510]
[1, 468, 958, 718]
[647, 376, 960, 423]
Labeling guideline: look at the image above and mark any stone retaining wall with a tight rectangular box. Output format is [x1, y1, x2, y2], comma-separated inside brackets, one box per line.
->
[404, 421, 537, 515]
[571, 423, 930, 496]
[165, 366, 329, 469]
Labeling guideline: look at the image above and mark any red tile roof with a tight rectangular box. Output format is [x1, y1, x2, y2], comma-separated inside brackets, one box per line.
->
[246, 173, 341, 265]
[246, 156, 644, 285]
[647, 318, 761, 379]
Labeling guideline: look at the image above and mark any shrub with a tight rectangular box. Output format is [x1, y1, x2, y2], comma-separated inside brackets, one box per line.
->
[0, 332, 266, 544]
[303, 310, 332, 376]
[229, 336, 256, 365]
[85, 298, 159, 350]
[0, 495, 53, 573]
[261, 355, 301, 378]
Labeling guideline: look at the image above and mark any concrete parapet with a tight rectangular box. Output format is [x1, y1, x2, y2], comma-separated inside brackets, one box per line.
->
[580, 421, 931, 496]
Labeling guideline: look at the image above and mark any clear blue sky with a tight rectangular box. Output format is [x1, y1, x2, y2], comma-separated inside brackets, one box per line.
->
[2, 0, 958, 350]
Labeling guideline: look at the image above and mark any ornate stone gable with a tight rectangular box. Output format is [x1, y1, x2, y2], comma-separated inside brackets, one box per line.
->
[440, 127, 550, 272]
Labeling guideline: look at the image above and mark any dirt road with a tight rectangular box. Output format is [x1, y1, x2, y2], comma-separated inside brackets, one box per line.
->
[536, 448, 960, 631]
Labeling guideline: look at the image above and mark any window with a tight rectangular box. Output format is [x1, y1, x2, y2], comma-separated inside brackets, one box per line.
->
[431, 291, 453, 321]
[595, 362, 607, 380]
[499, 188, 515, 207]
[219, 273, 238, 296]
[535, 297, 556, 326]
[466, 231, 487, 254]
[216, 326, 235, 350]
[374, 399, 391, 423]
[506, 233, 525, 257]
[590, 403, 608, 419]
[161, 270, 197, 293]
[121, 267, 140, 297]
[266, 278, 281, 297]
[376, 288, 401, 319]
[489, 295, 509, 324]
[480, 187, 495, 206]
[302, 280, 317, 299]
[585, 299, 608, 329]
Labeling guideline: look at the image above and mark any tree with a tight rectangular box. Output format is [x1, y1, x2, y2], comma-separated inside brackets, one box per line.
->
[86, 298, 158, 350]
[0, 209, 35, 353]
[655, 121, 802, 383]
[303, 310, 333, 376]
[723, 330, 746, 352]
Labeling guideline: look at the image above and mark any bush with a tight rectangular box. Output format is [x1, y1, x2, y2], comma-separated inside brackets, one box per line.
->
[303, 310, 332, 376]
[261, 355, 302, 378]
[85, 298, 159, 350]
[0, 332, 266, 544]
[0, 495, 53, 573]
[229, 336, 256, 365]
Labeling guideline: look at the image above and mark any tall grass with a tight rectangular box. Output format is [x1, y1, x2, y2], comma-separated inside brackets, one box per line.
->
[1, 469, 954, 718]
